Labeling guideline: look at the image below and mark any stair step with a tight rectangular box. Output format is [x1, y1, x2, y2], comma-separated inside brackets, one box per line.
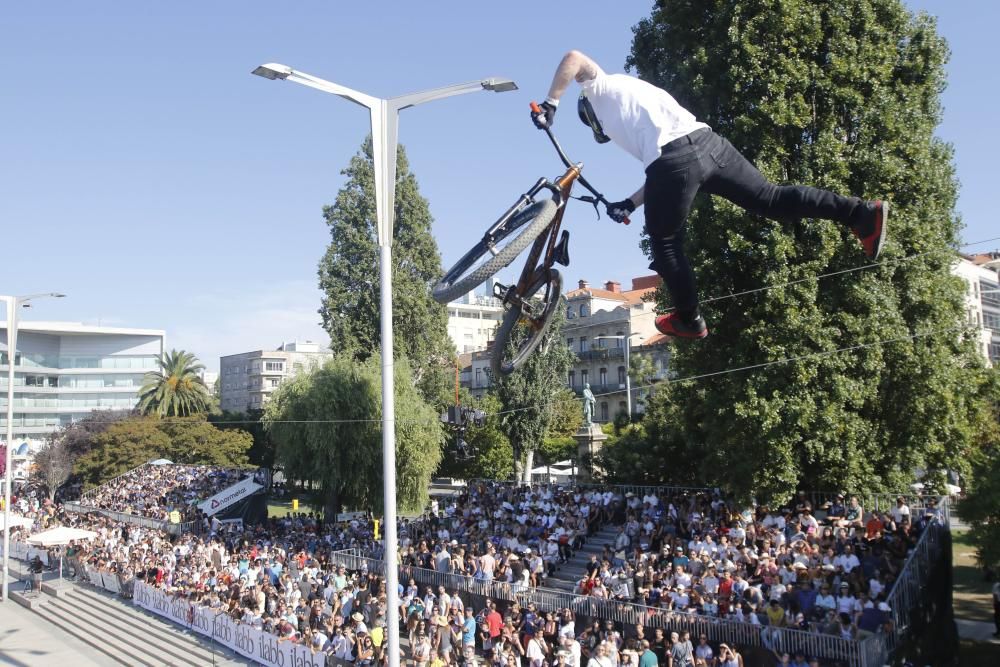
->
[35, 602, 159, 666]
[60, 588, 218, 664]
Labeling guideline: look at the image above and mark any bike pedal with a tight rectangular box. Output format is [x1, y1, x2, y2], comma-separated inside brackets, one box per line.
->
[553, 230, 571, 267]
[492, 282, 510, 301]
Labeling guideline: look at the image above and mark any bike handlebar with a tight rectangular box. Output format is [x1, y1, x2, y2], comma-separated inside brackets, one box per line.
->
[530, 101, 629, 225]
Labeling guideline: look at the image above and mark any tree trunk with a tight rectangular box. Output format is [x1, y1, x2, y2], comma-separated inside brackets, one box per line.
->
[323, 485, 342, 527]
[522, 449, 535, 484]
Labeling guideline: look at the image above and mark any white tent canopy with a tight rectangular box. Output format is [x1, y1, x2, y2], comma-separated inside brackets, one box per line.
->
[149, 458, 173, 465]
[0, 514, 34, 530]
[27, 526, 99, 547]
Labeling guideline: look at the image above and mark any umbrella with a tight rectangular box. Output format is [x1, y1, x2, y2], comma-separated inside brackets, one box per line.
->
[27, 526, 98, 547]
[28, 526, 99, 584]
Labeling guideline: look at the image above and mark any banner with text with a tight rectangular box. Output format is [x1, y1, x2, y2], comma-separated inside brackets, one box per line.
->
[132, 581, 325, 667]
[197, 477, 263, 516]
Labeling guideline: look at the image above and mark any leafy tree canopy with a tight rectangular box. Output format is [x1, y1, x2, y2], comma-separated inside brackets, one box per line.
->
[74, 415, 252, 489]
[625, 0, 989, 503]
[264, 355, 442, 516]
[317, 137, 455, 405]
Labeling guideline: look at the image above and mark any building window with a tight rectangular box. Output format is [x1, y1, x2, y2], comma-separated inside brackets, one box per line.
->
[597, 336, 607, 349]
[566, 306, 575, 319]
[269, 378, 280, 387]
[475, 368, 482, 387]
[618, 366, 627, 385]
[984, 311, 1000, 331]
[615, 332, 624, 347]
[581, 369, 588, 386]
[265, 361, 284, 372]
[600, 402, 608, 422]
[990, 342, 1000, 363]
[618, 401, 627, 416]
[567, 337, 574, 347]
[579, 337, 588, 353]
[579, 304, 588, 317]
[599, 368, 607, 385]
[568, 370, 575, 387]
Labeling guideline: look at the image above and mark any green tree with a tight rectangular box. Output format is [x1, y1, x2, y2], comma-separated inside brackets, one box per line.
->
[494, 307, 576, 482]
[138, 349, 212, 417]
[210, 409, 277, 471]
[317, 138, 455, 405]
[264, 355, 442, 517]
[72, 415, 252, 489]
[957, 369, 1000, 569]
[462, 393, 516, 481]
[626, 1, 989, 503]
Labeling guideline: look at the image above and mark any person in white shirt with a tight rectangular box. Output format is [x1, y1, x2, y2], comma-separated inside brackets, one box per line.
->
[532, 50, 889, 340]
[891, 497, 911, 524]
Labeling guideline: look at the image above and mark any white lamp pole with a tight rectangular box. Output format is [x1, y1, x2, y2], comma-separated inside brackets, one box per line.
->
[2, 292, 65, 602]
[594, 330, 642, 418]
[252, 64, 515, 667]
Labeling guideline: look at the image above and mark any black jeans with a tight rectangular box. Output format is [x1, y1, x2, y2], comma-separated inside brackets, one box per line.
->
[644, 128, 867, 314]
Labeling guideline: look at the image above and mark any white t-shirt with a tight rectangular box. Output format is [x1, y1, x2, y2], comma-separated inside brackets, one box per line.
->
[580, 67, 708, 167]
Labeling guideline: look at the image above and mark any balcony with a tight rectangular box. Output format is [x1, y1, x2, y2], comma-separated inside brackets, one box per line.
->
[570, 383, 626, 396]
[575, 347, 625, 362]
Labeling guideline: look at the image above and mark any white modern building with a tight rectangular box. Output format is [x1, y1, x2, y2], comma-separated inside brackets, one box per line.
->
[446, 292, 504, 354]
[0, 321, 166, 481]
[954, 252, 1000, 365]
[219, 340, 333, 413]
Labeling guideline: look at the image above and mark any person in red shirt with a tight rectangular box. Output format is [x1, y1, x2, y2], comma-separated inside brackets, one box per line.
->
[865, 514, 883, 541]
[486, 601, 503, 643]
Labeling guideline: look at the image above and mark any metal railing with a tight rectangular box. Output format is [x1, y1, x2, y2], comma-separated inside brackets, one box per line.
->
[79, 462, 152, 501]
[328, 550, 867, 666]
[63, 501, 198, 536]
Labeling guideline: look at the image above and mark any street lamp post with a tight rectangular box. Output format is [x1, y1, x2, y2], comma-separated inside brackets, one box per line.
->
[593, 330, 642, 418]
[2, 292, 65, 602]
[252, 64, 515, 667]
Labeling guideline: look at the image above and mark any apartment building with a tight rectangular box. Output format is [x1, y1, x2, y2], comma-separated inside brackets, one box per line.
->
[954, 252, 1000, 364]
[446, 291, 504, 354]
[461, 275, 672, 421]
[219, 341, 333, 413]
[0, 321, 165, 481]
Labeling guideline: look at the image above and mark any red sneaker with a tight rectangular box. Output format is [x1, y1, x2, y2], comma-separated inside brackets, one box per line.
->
[852, 200, 889, 260]
[655, 312, 709, 339]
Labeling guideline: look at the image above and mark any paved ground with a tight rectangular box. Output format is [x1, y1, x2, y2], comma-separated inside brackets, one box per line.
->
[0, 599, 111, 667]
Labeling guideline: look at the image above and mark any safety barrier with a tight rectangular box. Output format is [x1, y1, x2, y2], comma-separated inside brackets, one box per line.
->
[62, 501, 198, 536]
[328, 549, 871, 666]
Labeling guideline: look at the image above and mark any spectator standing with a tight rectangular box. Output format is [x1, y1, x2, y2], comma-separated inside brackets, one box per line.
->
[638, 639, 658, 667]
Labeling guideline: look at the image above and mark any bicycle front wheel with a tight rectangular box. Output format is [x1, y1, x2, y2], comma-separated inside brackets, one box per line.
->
[490, 267, 563, 378]
[432, 199, 557, 305]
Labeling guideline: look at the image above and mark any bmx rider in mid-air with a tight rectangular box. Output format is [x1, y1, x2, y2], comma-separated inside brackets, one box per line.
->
[531, 50, 888, 340]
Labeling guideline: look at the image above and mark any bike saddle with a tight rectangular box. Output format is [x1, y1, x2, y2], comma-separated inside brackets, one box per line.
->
[553, 230, 570, 267]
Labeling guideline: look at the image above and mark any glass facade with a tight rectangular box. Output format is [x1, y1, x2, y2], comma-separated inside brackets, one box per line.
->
[0, 353, 158, 370]
[0, 394, 138, 409]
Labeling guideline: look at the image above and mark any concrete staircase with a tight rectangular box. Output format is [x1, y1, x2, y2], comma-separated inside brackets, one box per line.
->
[30, 583, 250, 666]
[544, 525, 620, 593]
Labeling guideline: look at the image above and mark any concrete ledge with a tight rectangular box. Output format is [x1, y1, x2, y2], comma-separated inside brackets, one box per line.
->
[42, 581, 73, 597]
[10, 589, 44, 609]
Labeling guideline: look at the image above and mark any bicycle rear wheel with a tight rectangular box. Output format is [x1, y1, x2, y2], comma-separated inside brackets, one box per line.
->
[490, 267, 563, 378]
[432, 199, 557, 305]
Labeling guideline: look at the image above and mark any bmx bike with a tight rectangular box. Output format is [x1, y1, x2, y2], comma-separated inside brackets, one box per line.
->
[432, 103, 629, 378]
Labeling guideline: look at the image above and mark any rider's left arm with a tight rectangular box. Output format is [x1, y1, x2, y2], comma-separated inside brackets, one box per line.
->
[544, 50, 602, 104]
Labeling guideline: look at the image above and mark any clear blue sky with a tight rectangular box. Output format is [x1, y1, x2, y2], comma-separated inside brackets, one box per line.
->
[1, 1, 995, 371]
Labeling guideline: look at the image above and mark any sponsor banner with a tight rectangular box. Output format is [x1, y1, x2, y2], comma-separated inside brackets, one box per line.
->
[197, 477, 263, 516]
[99, 571, 121, 594]
[133, 582, 325, 667]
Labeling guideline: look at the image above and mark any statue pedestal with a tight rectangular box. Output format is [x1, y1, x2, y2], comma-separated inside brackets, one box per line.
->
[574, 423, 608, 482]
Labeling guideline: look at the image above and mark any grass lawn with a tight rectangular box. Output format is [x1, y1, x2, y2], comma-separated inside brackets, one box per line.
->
[952, 529, 994, 623]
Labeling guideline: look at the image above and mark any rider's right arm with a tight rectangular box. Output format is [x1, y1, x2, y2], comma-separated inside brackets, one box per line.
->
[544, 50, 602, 105]
[628, 185, 645, 209]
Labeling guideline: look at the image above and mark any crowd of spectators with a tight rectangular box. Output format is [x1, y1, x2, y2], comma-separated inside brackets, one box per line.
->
[80, 464, 251, 521]
[565, 489, 937, 645]
[2, 477, 944, 667]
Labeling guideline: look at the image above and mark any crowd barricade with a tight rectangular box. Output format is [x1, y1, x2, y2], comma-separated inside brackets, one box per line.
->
[62, 501, 199, 536]
[328, 550, 868, 666]
[0, 539, 52, 565]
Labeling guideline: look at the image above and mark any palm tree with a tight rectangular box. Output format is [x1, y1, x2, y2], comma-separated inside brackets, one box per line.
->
[138, 349, 212, 417]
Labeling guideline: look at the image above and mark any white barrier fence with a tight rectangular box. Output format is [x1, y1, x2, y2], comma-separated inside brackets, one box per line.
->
[0, 539, 51, 565]
[132, 581, 325, 667]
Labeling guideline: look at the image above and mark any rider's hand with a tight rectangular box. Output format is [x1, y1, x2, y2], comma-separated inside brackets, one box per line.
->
[607, 198, 635, 224]
[531, 101, 557, 129]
